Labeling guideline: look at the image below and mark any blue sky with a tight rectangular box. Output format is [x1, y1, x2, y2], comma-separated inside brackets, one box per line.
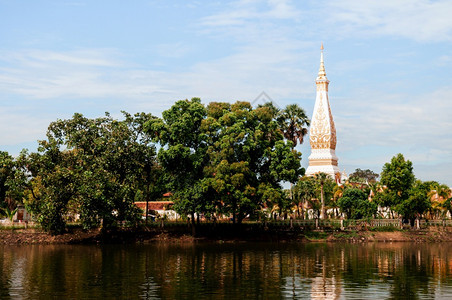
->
[1, 0, 451, 185]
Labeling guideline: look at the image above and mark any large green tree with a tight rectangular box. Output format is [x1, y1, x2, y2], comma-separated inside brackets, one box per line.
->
[123, 112, 166, 224]
[395, 180, 431, 224]
[24, 143, 78, 233]
[205, 101, 303, 223]
[377, 153, 415, 218]
[25, 113, 157, 233]
[337, 187, 377, 219]
[349, 168, 379, 184]
[0, 151, 28, 214]
[144, 98, 212, 228]
[0, 151, 15, 208]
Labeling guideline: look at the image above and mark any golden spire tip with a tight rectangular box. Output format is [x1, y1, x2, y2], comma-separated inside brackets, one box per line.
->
[320, 43, 324, 50]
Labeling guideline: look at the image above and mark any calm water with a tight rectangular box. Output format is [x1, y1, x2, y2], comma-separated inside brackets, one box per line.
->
[0, 242, 452, 299]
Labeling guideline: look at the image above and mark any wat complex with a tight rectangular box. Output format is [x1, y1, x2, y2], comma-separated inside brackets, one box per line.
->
[305, 45, 341, 182]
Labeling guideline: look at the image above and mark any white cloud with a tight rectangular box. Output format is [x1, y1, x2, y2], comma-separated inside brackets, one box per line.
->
[0, 108, 48, 146]
[324, 0, 452, 42]
[1, 0, 451, 186]
[333, 86, 452, 185]
[200, 0, 301, 29]
[337, 87, 452, 152]
[0, 39, 314, 102]
[0, 49, 173, 99]
[2, 49, 121, 67]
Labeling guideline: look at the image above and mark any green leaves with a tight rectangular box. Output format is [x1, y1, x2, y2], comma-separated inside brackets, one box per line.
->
[276, 104, 310, 147]
[379, 153, 416, 218]
[23, 112, 159, 233]
[3, 97, 310, 231]
[338, 188, 376, 219]
[148, 99, 304, 224]
[205, 101, 302, 223]
[349, 168, 379, 183]
[394, 180, 432, 220]
[147, 98, 209, 222]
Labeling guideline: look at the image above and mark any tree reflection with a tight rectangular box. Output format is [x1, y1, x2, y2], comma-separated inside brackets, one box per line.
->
[0, 242, 451, 298]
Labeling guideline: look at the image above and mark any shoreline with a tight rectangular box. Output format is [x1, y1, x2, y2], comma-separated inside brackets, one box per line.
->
[1, 225, 452, 245]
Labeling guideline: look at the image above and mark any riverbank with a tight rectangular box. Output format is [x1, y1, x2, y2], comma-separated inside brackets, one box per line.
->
[1, 224, 452, 244]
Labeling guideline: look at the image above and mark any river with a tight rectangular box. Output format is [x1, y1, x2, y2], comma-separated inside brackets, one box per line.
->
[0, 242, 452, 299]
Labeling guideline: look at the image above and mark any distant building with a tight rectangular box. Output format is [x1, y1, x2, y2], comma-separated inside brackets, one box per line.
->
[135, 201, 179, 220]
[14, 205, 31, 222]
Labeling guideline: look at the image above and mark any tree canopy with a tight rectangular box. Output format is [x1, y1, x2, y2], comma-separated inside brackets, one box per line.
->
[338, 188, 377, 219]
[24, 113, 158, 233]
[2, 99, 451, 233]
[349, 168, 379, 183]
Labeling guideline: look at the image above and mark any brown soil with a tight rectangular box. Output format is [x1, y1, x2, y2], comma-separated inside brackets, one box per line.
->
[1, 226, 452, 245]
[0, 228, 102, 245]
[0, 228, 201, 245]
[328, 227, 452, 243]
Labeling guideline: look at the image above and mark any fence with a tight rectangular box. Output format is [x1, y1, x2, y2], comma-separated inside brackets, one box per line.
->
[253, 218, 452, 230]
[4, 218, 452, 231]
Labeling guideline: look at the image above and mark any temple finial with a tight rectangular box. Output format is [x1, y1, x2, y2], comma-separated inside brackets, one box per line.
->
[318, 43, 326, 79]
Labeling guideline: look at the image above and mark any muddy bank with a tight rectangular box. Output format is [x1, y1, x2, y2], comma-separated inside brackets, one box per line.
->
[1, 225, 452, 245]
[325, 227, 452, 243]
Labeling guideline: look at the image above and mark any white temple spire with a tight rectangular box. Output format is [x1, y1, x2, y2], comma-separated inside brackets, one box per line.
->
[306, 44, 340, 183]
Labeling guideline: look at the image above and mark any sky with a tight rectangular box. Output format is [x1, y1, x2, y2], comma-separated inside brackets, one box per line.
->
[0, 0, 451, 185]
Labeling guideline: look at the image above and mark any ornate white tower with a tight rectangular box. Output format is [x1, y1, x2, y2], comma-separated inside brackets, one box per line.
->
[305, 44, 341, 182]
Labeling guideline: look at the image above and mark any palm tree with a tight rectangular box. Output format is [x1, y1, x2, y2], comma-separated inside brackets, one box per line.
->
[1, 206, 18, 223]
[277, 104, 310, 148]
[314, 172, 331, 219]
[278, 104, 310, 204]
[293, 177, 316, 219]
[332, 184, 345, 217]
[430, 182, 451, 219]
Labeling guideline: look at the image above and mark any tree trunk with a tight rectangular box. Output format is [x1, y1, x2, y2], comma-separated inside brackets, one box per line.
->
[320, 185, 325, 219]
[145, 186, 149, 225]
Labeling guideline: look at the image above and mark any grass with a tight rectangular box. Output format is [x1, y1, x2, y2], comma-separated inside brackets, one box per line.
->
[369, 225, 402, 232]
[304, 231, 329, 240]
[334, 231, 359, 239]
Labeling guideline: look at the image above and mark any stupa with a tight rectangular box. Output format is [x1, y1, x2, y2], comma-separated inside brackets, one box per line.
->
[305, 44, 341, 182]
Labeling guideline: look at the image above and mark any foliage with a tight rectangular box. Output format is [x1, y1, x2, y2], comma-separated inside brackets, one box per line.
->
[293, 176, 316, 219]
[369, 225, 401, 232]
[0, 151, 14, 206]
[24, 113, 157, 233]
[338, 188, 377, 219]
[0, 151, 28, 211]
[24, 145, 78, 233]
[144, 98, 213, 226]
[1, 206, 18, 222]
[313, 172, 334, 219]
[205, 101, 303, 223]
[304, 230, 329, 240]
[377, 153, 415, 216]
[443, 197, 452, 218]
[349, 168, 379, 183]
[428, 181, 451, 218]
[394, 180, 432, 221]
[276, 104, 310, 148]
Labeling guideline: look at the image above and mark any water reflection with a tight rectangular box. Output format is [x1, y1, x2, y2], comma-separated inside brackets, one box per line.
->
[0, 242, 451, 299]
